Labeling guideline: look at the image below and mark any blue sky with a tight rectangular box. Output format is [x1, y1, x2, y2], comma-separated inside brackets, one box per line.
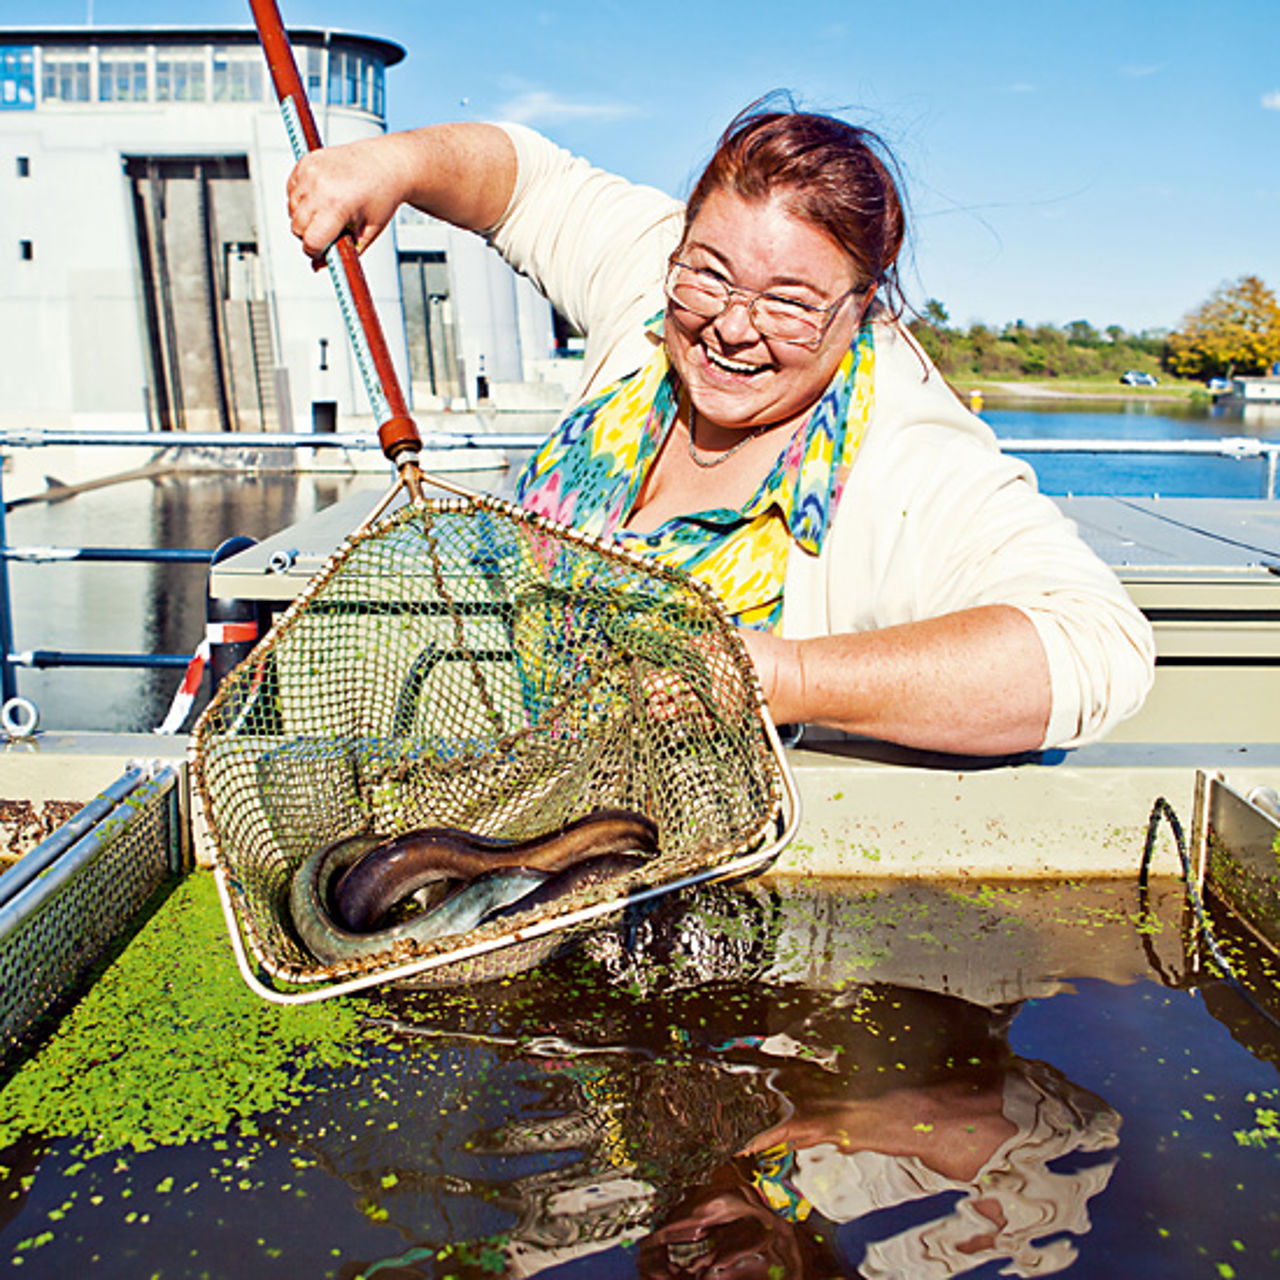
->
[3, 0, 1277, 333]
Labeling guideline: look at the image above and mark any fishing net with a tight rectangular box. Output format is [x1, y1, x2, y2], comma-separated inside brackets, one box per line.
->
[190, 489, 797, 1001]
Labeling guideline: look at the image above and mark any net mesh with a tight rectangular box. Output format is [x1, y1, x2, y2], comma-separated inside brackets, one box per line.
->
[191, 493, 788, 992]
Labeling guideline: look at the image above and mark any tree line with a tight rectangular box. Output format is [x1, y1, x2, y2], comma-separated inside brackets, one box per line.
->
[909, 275, 1280, 383]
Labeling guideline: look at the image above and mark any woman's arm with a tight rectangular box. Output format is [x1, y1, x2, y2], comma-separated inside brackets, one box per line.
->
[286, 122, 518, 259]
[740, 607, 1052, 756]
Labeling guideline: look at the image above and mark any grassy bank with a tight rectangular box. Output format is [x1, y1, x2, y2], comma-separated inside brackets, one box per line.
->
[957, 374, 1207, 405]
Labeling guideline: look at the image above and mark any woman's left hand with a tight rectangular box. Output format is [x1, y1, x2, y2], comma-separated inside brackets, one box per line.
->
[736, 607, 1053, 756]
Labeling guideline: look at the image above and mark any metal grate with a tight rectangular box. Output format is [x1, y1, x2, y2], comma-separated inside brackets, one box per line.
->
[191, 494, 798, 1001]
[1201, 775, 1280, 954]
[0, 767, 184, 1066]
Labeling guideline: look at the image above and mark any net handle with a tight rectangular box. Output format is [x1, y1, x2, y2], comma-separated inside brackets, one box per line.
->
[249, 0, 481, 504]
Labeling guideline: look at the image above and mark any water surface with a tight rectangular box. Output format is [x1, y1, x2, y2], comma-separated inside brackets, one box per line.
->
[2, 874, 1278, 1278]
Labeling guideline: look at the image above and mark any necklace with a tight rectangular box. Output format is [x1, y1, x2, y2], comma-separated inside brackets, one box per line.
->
[685, 408, 768, 469]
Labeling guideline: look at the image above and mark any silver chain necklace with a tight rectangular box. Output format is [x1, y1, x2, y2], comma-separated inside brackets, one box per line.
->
[685, 408, 768, 469]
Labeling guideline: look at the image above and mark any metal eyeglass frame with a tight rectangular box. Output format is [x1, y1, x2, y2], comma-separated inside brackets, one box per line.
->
[664, 259, 867, 349]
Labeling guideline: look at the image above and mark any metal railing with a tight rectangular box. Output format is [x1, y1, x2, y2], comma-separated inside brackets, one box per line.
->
[0, 428, 544, 709]
[0, 427, 1275, 712]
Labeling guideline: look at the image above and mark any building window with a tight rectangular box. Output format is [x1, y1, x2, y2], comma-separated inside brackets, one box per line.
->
[41, 50, 91, 103]
[99, 49, 149, 102]
[0, 46, 36, 111]
[327, 50, 382, 114]
[305, 46, 323, 103]
[19, 240, 33, 261]
[156, 55, 206, 102]
[327, 50, 346, 107]
[16, 155, 29, 177]
[212, 48, 264, 102]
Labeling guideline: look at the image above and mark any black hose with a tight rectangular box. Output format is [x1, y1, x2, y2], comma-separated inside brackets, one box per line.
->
[1142, 796, 1280, 1030]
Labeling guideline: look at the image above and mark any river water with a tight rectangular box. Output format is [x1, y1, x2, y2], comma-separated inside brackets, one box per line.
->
[2, 402, 1275, 733]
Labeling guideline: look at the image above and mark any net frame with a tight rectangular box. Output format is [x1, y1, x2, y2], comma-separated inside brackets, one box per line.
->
[191, 486, 800, 1004]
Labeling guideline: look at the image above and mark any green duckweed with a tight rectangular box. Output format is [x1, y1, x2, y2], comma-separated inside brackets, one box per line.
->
[0, 873, 378, 1159]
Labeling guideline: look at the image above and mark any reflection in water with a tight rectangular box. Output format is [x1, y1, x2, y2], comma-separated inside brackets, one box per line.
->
[324, 883, 1124, 1279]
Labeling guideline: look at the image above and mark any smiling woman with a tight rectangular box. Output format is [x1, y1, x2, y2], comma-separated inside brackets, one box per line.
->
[285, 100, 1156, 756]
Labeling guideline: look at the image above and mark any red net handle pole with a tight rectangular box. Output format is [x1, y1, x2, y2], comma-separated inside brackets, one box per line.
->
[248, 0, 423, 491]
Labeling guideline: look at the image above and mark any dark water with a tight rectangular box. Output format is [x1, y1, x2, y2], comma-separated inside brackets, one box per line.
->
[4, 405, 1276, 734]
[3, 876, 1279, 1277]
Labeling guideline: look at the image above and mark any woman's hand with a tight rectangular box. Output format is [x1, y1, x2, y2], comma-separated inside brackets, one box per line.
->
[287, 136, 407, 260]
[285, 124, 519, 263]
[737, 606, 1052, 756]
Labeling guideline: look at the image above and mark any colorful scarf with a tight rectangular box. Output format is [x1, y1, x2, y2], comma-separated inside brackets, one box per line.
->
[515, 320, 876, 631]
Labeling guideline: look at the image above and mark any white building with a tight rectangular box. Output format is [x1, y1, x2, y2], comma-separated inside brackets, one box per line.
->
[0, 24, 561, 446]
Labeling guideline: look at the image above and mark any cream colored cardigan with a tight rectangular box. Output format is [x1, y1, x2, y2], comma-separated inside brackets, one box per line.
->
[487, 124, 1155, 749]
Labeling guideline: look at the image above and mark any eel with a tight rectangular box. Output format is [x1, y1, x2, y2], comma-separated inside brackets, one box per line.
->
[485, 850, 649, 923]
[331, 808, 659, 932]
[289, 833, 551, 965]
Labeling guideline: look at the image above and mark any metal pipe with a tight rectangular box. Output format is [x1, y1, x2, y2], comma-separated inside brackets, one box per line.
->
[0, 768, 179, 939]
[0, 429, 542, 450]
[1000, 436, 1280, 457]
[0, 462, 16, 703]
[1, 546, 213, 564]
[0, 765, 148, 909]
[11, 650, 192, 670]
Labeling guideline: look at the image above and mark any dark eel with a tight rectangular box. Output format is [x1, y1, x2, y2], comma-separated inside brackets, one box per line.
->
[287, 810, 659, 967]
[289, 832, 553, 965]
[332, 808, 659, 932]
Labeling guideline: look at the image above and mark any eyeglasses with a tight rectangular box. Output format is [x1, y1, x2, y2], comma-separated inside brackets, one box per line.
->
[665, 259, 865, 348]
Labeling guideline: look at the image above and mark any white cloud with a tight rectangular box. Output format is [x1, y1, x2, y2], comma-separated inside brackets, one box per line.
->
[1122, 64, 1162, 78]
[495, 89, 639, 126]
[1263, 90, 1280, 111]
[1006, 81, 1035, 94]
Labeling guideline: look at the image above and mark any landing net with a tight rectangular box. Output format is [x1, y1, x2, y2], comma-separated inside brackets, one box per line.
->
[190, 491, 797, 1001]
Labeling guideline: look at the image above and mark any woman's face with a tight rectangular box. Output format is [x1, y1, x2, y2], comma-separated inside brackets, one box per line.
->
[664, 187, 866, 434]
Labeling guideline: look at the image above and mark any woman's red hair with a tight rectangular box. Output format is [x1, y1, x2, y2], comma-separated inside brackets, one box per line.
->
[686, 101, 908, 315]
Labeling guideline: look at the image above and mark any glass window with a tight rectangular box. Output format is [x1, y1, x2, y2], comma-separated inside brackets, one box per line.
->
[371, 62, 384, 118]
[0, 47, 36, 111]
[346, 52, 361, 108]
[156, 55, 206, 103]
[16, 155, 29, 177]
[19, 240, 33, 261]
[326, 50, 384, 114]
[327, 49, 344, 106]
[212, 48, 264, 102]
[305, 46, 323, 103]
[41, 50, 91, 103]
[99, 49, 148, 102]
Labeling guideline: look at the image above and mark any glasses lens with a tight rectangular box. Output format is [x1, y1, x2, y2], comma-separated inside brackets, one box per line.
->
[752, 298, 823, 343]
[667, 264, 727, 317]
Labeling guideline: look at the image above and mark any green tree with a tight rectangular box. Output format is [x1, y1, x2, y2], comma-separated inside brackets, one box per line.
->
[1167, 275, 1280, 378]
[920, 297, 950, 327]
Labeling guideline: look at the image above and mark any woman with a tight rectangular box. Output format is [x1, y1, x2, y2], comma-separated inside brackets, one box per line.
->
[287, 105, 1155, 755]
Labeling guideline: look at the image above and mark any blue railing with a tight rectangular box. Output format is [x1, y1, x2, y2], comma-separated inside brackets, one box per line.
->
[0, 429, 539, 708]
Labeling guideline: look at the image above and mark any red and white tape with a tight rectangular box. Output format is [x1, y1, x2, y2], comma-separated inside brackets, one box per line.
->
[154, 620, 259, 736]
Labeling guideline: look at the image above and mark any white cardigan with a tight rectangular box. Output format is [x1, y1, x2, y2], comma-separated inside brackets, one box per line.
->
[487, 124, 1156, 749]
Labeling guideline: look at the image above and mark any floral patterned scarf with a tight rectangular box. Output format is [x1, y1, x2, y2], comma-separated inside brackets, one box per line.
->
[515, 320, 876, 631]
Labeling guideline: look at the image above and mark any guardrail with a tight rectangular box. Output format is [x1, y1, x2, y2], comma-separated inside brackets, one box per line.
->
[0, 429, 544, 713]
